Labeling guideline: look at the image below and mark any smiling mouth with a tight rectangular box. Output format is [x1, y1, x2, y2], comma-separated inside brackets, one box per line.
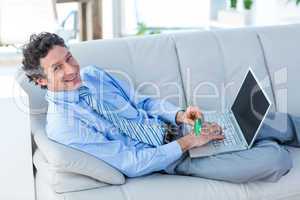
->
[64, 73, 79, 82]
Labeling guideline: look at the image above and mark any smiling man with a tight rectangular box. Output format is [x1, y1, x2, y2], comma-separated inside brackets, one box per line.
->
[22, 32, 294, 183]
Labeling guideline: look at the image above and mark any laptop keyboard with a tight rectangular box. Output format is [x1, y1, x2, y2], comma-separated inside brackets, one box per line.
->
[204, 113, 241, 148]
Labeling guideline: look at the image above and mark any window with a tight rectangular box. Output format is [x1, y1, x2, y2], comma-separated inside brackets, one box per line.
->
[122, 0, 213, 35]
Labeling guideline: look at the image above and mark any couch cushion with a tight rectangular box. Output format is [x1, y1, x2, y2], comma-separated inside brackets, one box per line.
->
[33, 129, 125, 185]
[70, 39, 132, 68]
[172, 28, 277, 114]
[33, 149, 108, 194]
[119, 146, 300, 200]
[213, 28, 276, 113]
[69, 38, 135, 82]
[48, 146, 300, 200]
[124, 34, 186, 108]
[256, 24, 300, 116]
[70, 35, 186, 109]
[171, 31, 225, 112]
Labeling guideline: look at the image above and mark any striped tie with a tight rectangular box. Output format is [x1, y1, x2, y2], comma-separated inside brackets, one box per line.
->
[78, 86, 165, 147]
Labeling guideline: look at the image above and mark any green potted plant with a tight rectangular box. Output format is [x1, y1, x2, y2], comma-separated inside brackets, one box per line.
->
[288, 0, 300, 5]
[136, 22, 161, 36]
[243, 0, 253, 25]
[136, 22, 148, 36]
[230, 0, 238, 9]
[217, 0, 243, 26]
[244, 0, 253, 10]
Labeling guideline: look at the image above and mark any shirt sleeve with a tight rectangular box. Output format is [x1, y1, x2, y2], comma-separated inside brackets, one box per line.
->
[46, 112, 183, 178]
[93, 66, 183, 125]
[135, 97, 183, 125]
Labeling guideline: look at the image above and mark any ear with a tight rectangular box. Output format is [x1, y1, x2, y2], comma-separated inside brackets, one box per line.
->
[36, 78, 48, 87]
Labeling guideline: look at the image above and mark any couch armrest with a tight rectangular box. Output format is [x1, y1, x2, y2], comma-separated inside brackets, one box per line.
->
[33, 129, 125, 185]
[33, 149, 109, 193]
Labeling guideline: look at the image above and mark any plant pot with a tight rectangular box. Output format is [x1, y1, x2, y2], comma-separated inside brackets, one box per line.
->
[217, 9, 254, 26]
[218, 9, 245, 25]
[243, 10, 253, 25]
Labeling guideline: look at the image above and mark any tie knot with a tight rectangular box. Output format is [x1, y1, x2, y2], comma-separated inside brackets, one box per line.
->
[78, 85, 90, 98]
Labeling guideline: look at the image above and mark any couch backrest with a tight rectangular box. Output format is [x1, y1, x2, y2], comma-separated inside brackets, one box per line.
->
[171, 28, 277, 113]
[70, 34, 187, 108]
[256, 24, 300, 116]
[16, 24, 300, 147]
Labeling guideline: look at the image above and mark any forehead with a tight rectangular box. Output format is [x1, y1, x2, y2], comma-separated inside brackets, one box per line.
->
[40, 45, 68, 68]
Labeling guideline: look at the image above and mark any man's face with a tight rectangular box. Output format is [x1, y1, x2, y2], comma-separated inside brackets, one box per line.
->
[38, 45, 81, 91]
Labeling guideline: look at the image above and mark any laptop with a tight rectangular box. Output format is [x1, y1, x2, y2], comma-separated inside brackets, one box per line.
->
[189, 68, 272, 158]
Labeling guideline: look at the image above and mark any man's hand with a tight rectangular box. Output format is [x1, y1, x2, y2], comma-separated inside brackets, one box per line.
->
[202, 121, 223, 135]
[176, 122, 224, 152]
[176, 106, 204, 125]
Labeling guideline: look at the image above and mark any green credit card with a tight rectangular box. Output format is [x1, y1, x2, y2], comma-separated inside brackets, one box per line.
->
[194, 118, 202, 136]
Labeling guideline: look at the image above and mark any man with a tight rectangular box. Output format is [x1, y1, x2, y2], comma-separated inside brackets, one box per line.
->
[22, 32, 294, 183]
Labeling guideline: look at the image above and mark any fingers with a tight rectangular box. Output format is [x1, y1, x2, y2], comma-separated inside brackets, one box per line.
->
[210, 122, 223, 134]
[206, 122, 224, 141]
[188, 129, 224, 148]
[209, 134, 224, 141]
[187, 106, 203, 120]
[187, 119, 195, 126]
[202, 122, 210, 129]
[202, 122, 223, 134]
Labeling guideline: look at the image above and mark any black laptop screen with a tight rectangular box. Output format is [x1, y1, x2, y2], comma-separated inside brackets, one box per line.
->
[231, 70, 270, 145]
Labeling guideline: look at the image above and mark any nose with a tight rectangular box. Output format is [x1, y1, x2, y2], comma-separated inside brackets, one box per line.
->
[64, 62, 76, 75]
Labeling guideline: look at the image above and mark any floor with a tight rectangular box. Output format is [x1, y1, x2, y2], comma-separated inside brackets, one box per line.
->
[0, 46, 21, 98]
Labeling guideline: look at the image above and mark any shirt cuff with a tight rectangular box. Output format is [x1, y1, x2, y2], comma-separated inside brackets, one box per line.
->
[160, 104, 184, 125]
[159, 141, 183, 164]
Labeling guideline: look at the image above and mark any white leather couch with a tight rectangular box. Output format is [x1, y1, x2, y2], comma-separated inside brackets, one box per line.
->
[17, 24, 300, 200]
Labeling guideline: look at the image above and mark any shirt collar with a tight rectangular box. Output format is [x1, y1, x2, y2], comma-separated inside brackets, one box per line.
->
[46, 82, 88, 104]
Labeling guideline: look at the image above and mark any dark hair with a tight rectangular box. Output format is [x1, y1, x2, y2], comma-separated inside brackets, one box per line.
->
[22, 32, 67, 89]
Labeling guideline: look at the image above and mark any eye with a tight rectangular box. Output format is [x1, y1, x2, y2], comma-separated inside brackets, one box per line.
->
[66, 55, 73, 62]
[53, 65, 62, 72]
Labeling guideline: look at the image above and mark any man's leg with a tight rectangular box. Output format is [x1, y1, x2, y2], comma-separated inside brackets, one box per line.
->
[174, 140, 292, 183]
[256, 112, 294, 143]
[165, 112, 295, 183]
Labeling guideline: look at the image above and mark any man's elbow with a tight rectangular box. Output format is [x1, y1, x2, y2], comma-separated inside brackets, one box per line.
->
[122, 166, 151, 178]
[122, 169, 142, 178]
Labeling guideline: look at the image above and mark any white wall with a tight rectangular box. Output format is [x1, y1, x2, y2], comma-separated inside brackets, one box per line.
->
[122, 0, 212, 34]
[0, 0, 57, 45]
[254, 0, 300, 25]
[0, 75, 35, 200]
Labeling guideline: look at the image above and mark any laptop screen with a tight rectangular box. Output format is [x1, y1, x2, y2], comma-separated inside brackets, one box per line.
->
[231, 70, 271, 146]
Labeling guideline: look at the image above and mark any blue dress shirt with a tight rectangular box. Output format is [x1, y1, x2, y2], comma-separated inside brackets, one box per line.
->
[45, 65, 183, 177]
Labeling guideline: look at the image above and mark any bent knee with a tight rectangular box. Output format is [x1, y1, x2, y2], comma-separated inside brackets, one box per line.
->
[264, 145, 293, 182]
[231, 142, 293, 183]
[232, 145, 293, 183]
